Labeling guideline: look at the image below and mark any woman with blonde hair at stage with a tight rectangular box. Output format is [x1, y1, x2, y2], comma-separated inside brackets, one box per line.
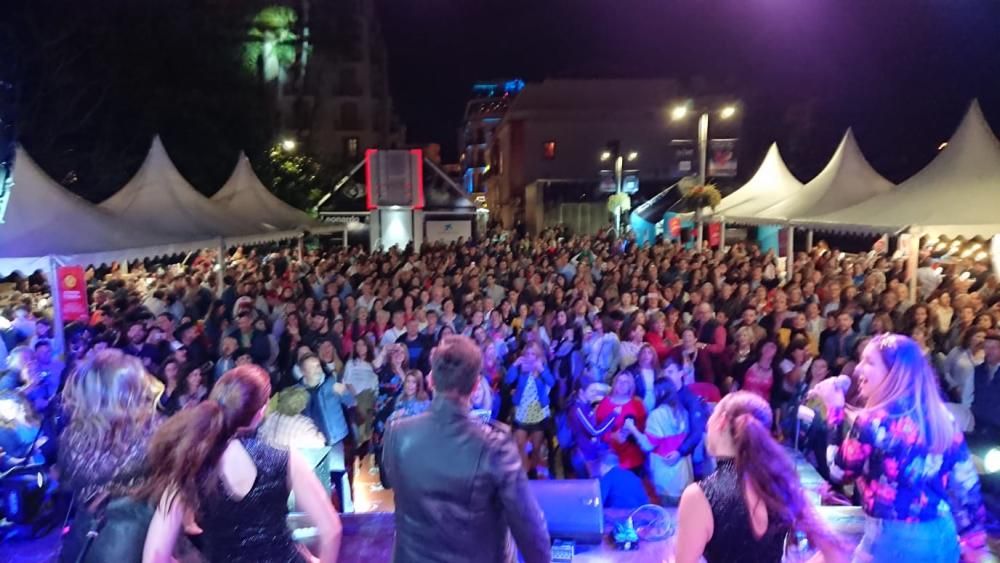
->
[829, 334, 987, 562]
[58, 349, 163, 563]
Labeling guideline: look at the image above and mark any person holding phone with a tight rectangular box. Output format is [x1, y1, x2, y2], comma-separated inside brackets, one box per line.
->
[296, 353, 357, 512]
[505, 341, 556, 478]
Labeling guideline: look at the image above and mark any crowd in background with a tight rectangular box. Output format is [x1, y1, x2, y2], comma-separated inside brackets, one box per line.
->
[1, 223, 999, 514]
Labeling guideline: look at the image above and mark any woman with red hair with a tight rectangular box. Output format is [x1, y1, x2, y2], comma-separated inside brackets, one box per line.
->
[674, 391, 846, 562]
[140, 365, 341, 562]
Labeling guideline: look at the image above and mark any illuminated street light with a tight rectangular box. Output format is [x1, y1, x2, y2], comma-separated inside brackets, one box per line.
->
[281, 138, 297, 152]
[627, 151, 638, 162]
[600, 150, 612, 161]
[670, 100, 740, 249]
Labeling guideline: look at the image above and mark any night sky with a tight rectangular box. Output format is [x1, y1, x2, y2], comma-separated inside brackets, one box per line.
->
[376, 0, 1000, 182]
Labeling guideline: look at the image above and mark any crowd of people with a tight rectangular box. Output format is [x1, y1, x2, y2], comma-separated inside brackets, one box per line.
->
[0, 223, 995, 561]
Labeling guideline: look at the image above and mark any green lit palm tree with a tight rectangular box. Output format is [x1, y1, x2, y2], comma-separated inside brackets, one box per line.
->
[244, 6, 303, 85]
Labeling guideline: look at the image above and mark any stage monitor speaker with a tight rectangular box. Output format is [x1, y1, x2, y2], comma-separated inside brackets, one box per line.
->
[528, 479, 604, 544]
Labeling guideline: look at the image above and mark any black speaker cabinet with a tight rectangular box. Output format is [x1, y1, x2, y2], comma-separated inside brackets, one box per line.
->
[528, 479, 605, 544]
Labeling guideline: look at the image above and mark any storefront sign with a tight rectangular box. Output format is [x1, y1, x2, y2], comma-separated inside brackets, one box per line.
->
[320, 213, 366, 225]
[56, 265, 89, 323]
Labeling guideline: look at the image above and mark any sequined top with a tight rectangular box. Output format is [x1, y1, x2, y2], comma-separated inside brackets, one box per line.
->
[58, 418, 159, 504]
[198, 437, 303, 563]
[701, 458, 787, 563]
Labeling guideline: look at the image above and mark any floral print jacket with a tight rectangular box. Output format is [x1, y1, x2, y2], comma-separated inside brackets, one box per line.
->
[833, 398, 985, 537]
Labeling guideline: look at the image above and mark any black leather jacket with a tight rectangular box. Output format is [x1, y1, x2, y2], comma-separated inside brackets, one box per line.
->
[382, 397, 551, 563]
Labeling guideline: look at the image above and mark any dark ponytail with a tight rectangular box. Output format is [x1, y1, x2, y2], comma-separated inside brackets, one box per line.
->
[137, 365, 271, 516]
[723, 392, 843, 555]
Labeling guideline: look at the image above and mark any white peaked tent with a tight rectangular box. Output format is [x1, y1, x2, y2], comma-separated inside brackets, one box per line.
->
[713, 143, 803, 220]
[0, 147, 207, 275]
[801, 101, 1000, 237]
[752, 129, 894, 224]
[101, 137, 260, 240]
[212, 153, 320, 231]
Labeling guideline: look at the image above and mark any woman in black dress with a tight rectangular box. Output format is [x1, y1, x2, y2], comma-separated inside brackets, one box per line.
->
[673, 391, 846, 563]
[139, 365, 341, 562]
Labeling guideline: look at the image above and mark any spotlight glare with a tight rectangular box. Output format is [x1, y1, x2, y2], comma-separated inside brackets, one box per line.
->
[985, 448, 1000, 473]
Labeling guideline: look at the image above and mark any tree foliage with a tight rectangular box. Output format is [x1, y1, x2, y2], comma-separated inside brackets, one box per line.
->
[261, 145, 328, 211]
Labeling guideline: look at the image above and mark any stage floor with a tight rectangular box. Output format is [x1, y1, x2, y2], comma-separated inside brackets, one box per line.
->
[2, 454, 995, 562]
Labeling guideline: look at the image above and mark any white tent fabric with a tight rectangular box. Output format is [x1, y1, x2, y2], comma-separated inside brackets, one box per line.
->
[212, 153, 321, 231]
[0, 147, 213, 275]
[101, 137, 260, 239]
[713, 143, 803, 220]
[0, 144, 342, 277]
[745, 129, 893, 225]
[798, 101, 1000, 237]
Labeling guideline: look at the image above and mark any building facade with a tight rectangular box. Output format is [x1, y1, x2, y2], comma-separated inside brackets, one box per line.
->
[459, 79, 524, 194]
[485, 79, 741, 231]
[270, 0, 405, 166]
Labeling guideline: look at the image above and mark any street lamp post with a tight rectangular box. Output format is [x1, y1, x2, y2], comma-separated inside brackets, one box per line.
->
[601, 141, 637, 237]
[672, 102, 737, 249]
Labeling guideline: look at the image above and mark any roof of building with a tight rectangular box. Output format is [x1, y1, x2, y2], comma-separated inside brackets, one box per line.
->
[506, 79, 682, 117]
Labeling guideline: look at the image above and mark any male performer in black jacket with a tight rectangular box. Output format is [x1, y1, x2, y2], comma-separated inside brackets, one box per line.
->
[383, 335, 550, 563]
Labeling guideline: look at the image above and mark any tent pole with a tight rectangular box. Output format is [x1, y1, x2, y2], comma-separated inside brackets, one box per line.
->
[806, 229, 814, 252]
[907, 228, 920, 304]
[785, 226, 795, 282]
[297, 234, 305, 261]
[216, 238, 226, 297]
[719, 219, 727, 252]
[695, 208, 704, 250]
[48, 257, 66, 361]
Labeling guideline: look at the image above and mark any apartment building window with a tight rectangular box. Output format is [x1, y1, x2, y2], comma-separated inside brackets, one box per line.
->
[337, 68, 361, 96]
[339, 102, 360, 130]
[543, 140, 556, 160]
[345, 137, 360, 159]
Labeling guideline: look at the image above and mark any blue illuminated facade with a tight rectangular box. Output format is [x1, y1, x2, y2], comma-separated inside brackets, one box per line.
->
[460, 79, 523, 193]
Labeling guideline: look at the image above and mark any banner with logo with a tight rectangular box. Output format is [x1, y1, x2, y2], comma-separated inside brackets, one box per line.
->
[668, 217, 682, 238]
[598, 171, 640, 194]
[598, 170, 616, 194]
[668, 140, 696, 178]
[56, 265, 89, 323]
[622, 173, 639, 194]
[708, 138, 738, 177]
[708, 222, 722, 247]
[425, 220, 472, 244]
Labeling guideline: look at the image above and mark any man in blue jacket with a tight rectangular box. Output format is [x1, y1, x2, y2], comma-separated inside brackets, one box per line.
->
[297, 353, 357, 512]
